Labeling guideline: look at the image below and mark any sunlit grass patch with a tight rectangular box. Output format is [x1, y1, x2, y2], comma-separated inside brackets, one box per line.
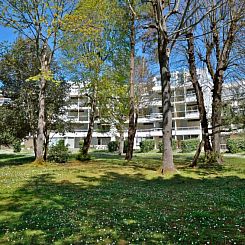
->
[0, 151, 244, 244]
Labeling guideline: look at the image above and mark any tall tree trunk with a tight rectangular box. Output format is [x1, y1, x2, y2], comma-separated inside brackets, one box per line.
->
[118, 130, 124, 155]
[33, 135, 37, 158]
[158, 44, 175, 173]
[212, 73, 223, 156]
[82, 97, 96, 156]
[186, 31, 212, 167]
[35, 64, 47, 163]
[126, 4, 136, 161]
[35, 44, 50, 163]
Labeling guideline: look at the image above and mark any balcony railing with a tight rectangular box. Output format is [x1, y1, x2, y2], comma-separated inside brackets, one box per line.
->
[185, 95, 196, 102]
[186, 110, 199, 118]
[137, 126, 200, 132]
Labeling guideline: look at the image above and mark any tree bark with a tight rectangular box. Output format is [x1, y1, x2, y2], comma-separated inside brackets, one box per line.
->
[43, 128, 49, 161]
[118, 130, 124, 155]
[126, 4, 136, 161]
[153, 1, 176, 173]
[211, 73, 223, 155]
[35, 44, 50, 164]
[158, 45, 175, 173]
[186, 31, 212, 167]
[82, 97, 96, 156]
[33, 135, 37, 158]
[35, 64, 47, 163]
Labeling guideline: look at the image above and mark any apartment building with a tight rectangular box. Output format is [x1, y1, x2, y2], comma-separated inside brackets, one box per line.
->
[51, 69, 213, 149]
[0, 90, 10, 106]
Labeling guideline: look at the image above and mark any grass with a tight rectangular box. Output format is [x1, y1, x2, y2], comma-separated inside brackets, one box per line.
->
[0, 150, 244, 244]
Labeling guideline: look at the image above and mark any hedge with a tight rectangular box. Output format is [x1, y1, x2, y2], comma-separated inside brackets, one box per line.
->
[227, 137, 245, 153]
[48, 139, 70, 163]
[180, 139, 199, 153]
[140, 139, 155, 152]
[158, 139, 177, 153]
[108, 141, 119, 152]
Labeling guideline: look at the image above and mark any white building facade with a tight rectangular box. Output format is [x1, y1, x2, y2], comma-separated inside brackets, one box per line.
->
[50, 69, 213, 150]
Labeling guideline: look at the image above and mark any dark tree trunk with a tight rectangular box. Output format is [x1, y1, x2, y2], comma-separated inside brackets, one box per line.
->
[43, 128, 49, 161]
[82, 97, 96, 156]
[126, 5, 136, 161]
[211, 72, 223, 158]
[33, 135, 37, 158]
[186, 31, 212, 167]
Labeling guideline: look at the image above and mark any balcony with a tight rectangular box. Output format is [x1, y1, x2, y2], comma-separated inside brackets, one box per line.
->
[185, 110, 199, 118]
[186, 94, 196, 103]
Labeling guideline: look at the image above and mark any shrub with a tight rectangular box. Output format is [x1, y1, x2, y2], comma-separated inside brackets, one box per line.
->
[158, 139, 177, 153]
[48, 139, 69, 163]
[140, 139, 155, 152]
[227, 137, 245, 153]
[108, 141, 119, 152]
[76, 140, 91, 161]
[180, 139, 199, 153]
[13, 140, 21, 153]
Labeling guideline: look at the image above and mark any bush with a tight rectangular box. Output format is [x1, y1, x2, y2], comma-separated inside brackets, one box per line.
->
[140, 139, 155, 152]
[108, 141, 119, 152]
[158, 139, 177, 153]
[13, 140, 21, 153]
[180, 139, 199, 153]
[227, 137, 245, 153]
[76, 140, 91, 161]
[48, 139, 69, 163]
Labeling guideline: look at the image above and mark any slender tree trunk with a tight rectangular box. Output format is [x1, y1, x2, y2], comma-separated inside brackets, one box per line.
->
[82, 97, 96, 156]
[35, 65, 47, 163]
[118, 130, 124, 155]
[186, 31, 212, 167]
[43, 128, 49, 161]
[33, 135, 37, 158]
[158, 44, 175, 173]
[35, 45, 50, 164]
[212, 73, 223, 158]
[126, 5, 136, 161]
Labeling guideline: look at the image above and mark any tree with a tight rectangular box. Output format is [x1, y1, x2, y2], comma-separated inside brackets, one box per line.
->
[125, 0, 137, 160]
[197, 0, 244, 160]
[0, 0, 77, 163]
[143, 0, 195, 173]
[62, 0, 129, 157]
[0, 105, 30, 147]
[186, 29, 213, 166]
[0, 38, 71, 158]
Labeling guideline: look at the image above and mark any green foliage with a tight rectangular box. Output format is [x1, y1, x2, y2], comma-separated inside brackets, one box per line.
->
[12, 140, 21, 153]
[76, 141, 91, 161]
[0, 38, 72, 153]
[158, 139, 177, 153]
[108, 141, 119, 152]
[140, 139, 155, 152]
[180, 139, 199, 153]
[48, 140, 69, 163]
[227, 137, 245, 153]
[0, 106, 30, 146]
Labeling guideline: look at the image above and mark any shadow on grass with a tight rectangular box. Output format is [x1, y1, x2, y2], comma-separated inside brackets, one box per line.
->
[0, 153, 35, 167]
[0, 170, 244, 244]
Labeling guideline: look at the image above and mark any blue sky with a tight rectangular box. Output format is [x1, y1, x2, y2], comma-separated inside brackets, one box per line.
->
[0, 26, 17, 43]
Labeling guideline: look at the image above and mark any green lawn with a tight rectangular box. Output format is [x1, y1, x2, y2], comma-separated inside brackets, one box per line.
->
[0, 151, 244, 244]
